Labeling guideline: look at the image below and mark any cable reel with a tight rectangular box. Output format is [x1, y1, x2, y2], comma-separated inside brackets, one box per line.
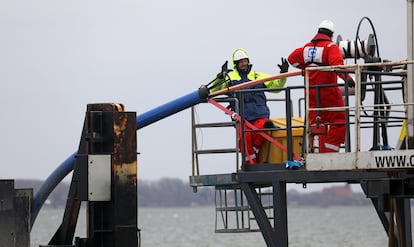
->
[337, 17, 392, 150]
[336, 16, 381, 63]
[337, 33, 376, 60]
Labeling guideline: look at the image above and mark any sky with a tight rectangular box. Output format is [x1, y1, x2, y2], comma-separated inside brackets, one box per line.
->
[0, 0, 408, 192]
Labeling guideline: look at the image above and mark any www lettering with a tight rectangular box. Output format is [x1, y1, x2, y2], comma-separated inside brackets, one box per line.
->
[375, 155, 414, 168]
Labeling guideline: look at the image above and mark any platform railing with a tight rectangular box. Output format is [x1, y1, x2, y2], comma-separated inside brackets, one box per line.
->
[304, 61, 410, 153]
[304, 60, 414, 170]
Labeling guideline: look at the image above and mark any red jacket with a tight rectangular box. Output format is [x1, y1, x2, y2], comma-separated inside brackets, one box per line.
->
[288, 33, 349, 109]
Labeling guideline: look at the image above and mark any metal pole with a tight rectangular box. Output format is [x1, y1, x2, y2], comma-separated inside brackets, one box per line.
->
[407, 0, 414, 145]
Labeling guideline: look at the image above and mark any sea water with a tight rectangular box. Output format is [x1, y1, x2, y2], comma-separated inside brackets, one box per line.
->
[31, 205, 397, 247]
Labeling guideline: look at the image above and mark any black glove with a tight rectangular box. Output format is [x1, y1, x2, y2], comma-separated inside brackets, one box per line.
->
[345, 77, 355, 88]
[278, 57, 289, 73]
[216, 72, 225, 79]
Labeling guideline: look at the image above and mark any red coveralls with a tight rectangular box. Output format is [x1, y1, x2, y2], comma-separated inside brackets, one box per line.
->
[238, 118, 268, 164]
[288, 33, 350, 152]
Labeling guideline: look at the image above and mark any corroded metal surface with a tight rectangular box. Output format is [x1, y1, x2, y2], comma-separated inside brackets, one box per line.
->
[87, 103, 124, 112]
[113, 112, 137, 186]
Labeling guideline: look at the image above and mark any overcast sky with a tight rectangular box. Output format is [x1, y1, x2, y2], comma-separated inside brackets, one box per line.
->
[0, 0, 408, 191]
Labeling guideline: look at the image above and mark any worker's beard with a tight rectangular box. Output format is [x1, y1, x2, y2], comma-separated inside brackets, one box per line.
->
[237, 64, 252, 76]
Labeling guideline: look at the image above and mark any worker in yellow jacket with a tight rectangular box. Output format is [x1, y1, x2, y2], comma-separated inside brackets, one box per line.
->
[210, 48, 288, 164]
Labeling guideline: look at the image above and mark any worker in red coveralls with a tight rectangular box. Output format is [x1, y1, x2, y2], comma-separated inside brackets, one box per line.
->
[287, 20, 355, 152]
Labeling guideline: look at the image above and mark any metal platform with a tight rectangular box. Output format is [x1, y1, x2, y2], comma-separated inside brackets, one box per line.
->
[190, 165, 414, 247]
[189, 61, 414, 246]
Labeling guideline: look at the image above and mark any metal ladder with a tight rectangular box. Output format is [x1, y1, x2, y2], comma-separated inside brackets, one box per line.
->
[214, 185, 274, 233]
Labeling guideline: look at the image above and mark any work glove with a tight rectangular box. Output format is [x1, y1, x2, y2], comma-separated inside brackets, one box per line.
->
[345, 77, 355, 88]
[216, 69, 233, 80]
[216, 72, 225, 79]
[278, 57, 289, 73]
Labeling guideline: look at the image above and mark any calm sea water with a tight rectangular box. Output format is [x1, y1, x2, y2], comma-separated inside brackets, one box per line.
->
[31, 205, 399, 247]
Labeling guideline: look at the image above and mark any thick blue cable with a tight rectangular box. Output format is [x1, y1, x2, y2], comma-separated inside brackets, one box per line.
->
[30, 152, 76, 228]
[136, 90, 204, 129]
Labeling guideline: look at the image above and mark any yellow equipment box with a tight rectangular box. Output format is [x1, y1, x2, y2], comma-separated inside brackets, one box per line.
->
[258, 117, 304, 164]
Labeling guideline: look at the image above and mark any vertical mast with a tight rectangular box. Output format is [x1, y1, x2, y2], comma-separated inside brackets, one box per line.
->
[407, 0, 414, 145]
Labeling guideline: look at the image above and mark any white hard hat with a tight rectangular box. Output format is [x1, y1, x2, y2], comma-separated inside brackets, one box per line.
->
[318, 20, 335, 33]
[233, 49, 249, 62]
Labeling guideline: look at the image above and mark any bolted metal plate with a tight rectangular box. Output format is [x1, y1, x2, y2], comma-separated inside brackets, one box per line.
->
[88, 154, 111, 201]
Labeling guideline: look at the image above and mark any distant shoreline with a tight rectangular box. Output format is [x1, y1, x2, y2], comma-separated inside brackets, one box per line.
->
[14, 178, 375, 208]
